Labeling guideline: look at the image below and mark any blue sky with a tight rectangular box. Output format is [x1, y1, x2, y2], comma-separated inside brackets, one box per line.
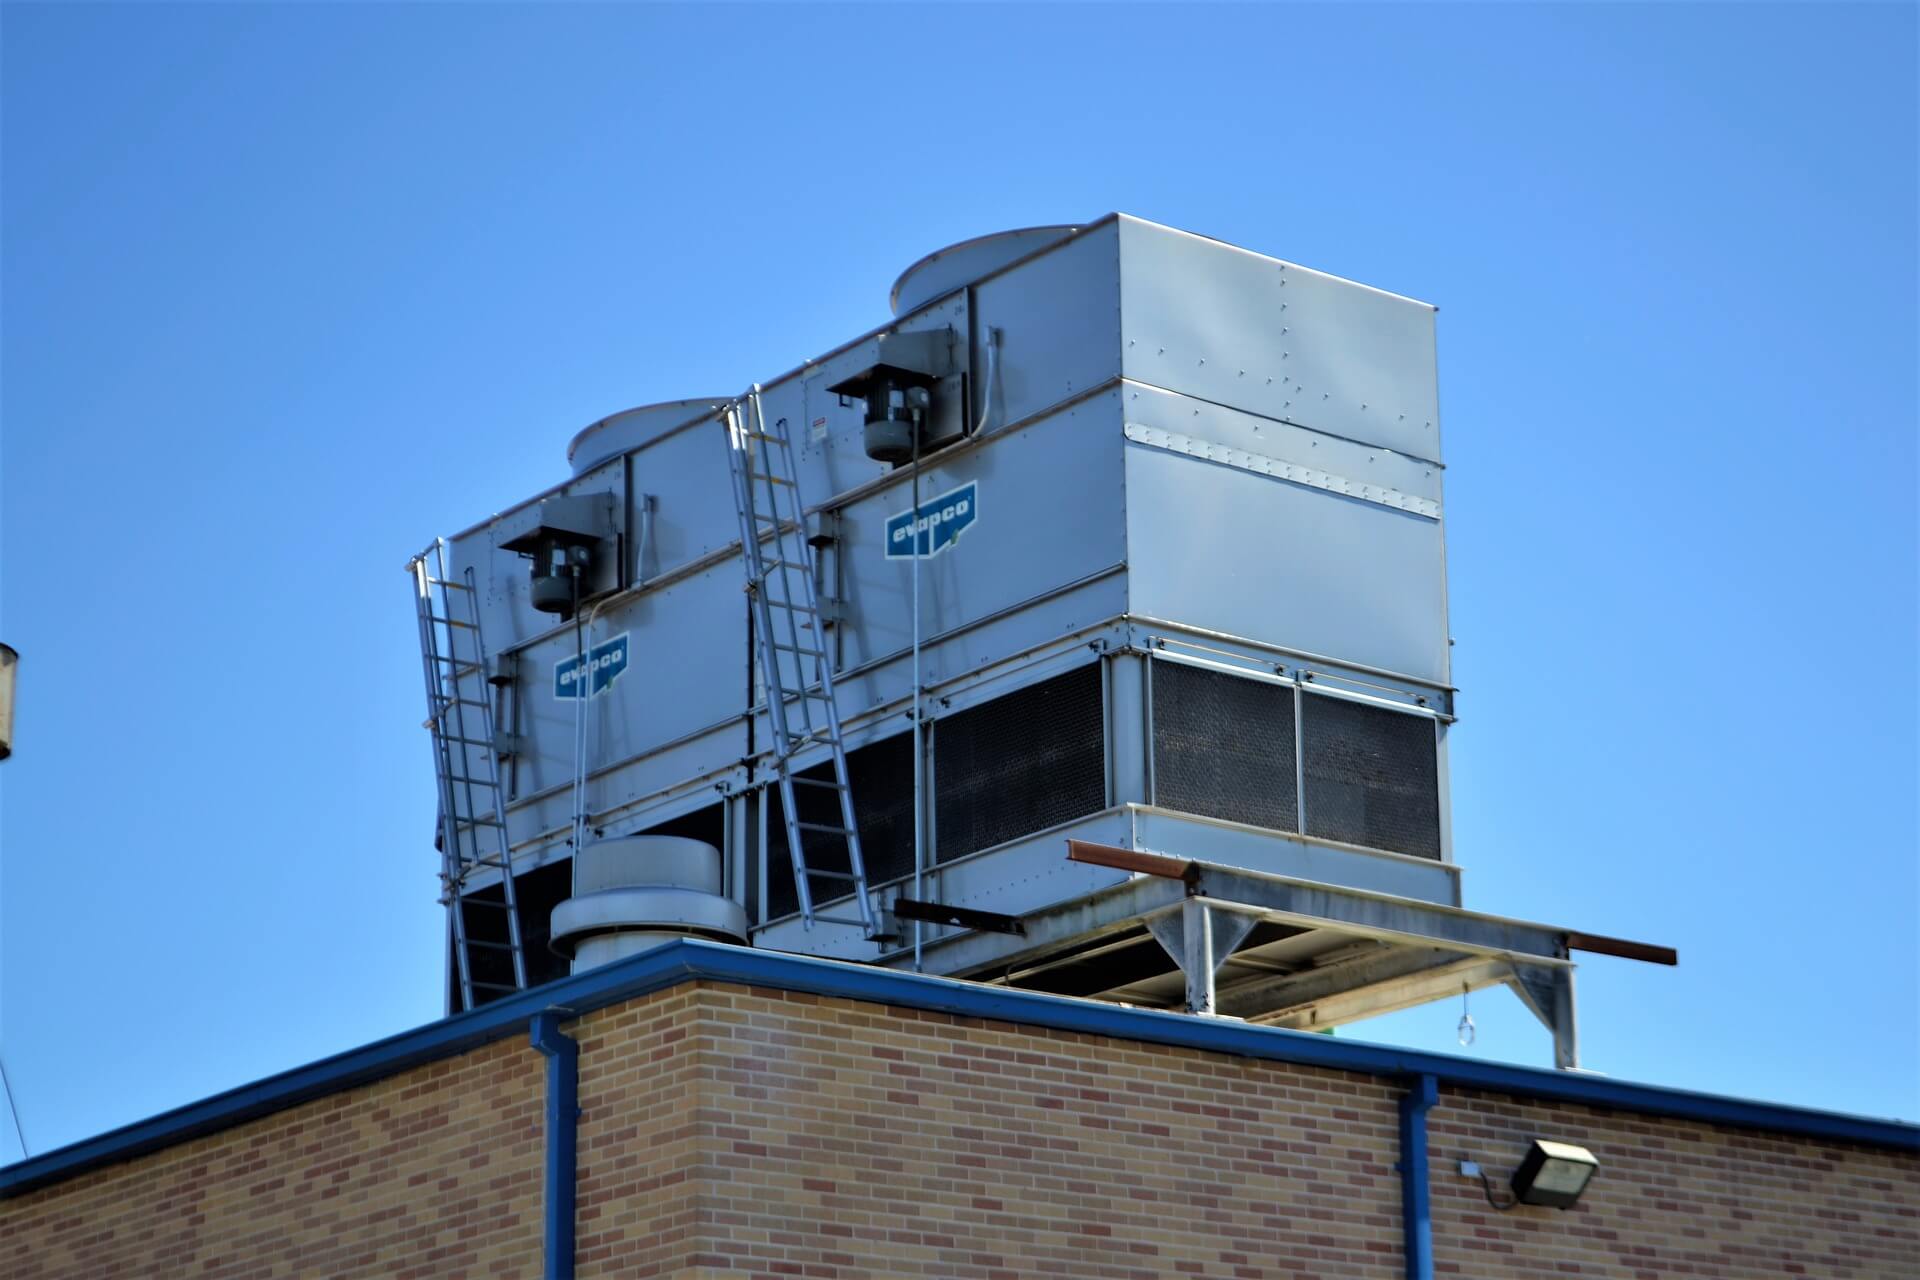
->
[2, 3, 1914, 1161]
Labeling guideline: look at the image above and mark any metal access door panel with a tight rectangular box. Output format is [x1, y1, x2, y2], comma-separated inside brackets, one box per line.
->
[504, 561, 747, 809]
[1123, 406, 1450, 687]
[833, 387, 1130, 679]
[1118, 216, 1442, 464]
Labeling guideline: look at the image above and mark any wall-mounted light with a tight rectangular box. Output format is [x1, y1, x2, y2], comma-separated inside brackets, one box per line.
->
[1461, 1139, 1600, 1211]
[1511, 1139, 1599, 1208]
[0, 643, 16, 761]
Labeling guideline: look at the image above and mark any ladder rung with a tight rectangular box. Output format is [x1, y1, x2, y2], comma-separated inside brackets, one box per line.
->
[793, 821, 855, 835]
[424, 616, 478, 630]
[433, 697, 492, 710]
[751, 474, 795, 487]
[441, 775, 500, 787]
[741, 430, 789, 443]
[804, 868, 860, 881]
[773, 642, 825, 657]
[465, 939, 520, 951]
[424, 578, 475, 592]
[458, 895, 516, 909]
[450, 816, 508, 829]
[469, 980, 522, 994]
[438, 735, 495, 748]
[811, 915, 871, 928]
[788, 776, 847, 791]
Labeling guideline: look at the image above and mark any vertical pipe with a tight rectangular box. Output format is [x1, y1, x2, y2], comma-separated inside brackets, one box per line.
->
[910, 426, 924, 971]
[529, 1012, 579, 1280]
[1397, 1073, 1438, 1280]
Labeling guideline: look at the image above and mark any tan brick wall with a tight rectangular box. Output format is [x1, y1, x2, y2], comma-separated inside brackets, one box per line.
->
[1428, 1085, 1920, 1279]
[5, 979, 1916, 1279]
[573, 985, 709, 1277]
[572, 983, 1405, 1279]
[0, 1036, 546, 1279]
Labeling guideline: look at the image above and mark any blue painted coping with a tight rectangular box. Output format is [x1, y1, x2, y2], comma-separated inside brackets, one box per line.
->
[4, 937, 1915, 1198]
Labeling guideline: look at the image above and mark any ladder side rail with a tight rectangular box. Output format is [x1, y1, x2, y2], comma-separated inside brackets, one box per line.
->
[749, 395, 824, 741]
[725, 402, 821, 926]
[460, 564, 528, 990]
[429, 543, 490, 1008]
[411, 553, 478, 1011]
[725, 409, 792, 756]
[766, 406, 875, 933]
[435, 546, 497, 888]
[750, 393, 875, 935]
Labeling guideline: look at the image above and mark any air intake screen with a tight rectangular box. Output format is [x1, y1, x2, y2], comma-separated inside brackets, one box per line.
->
[1301, 694, 1440, 859]
[935, 663, 1106, 863]
[768, 732, 915, 920]
[1151, 659, 1298, 831]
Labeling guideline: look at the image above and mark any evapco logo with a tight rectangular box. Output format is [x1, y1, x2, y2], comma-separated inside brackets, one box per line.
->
[885, 481, 978, 560]
[554, 632, 630, 700]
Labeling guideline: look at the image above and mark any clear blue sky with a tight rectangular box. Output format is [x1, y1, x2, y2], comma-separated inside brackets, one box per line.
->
[2, 3, 1914, 1162]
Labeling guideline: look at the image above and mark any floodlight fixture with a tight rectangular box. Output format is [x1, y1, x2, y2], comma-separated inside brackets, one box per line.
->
[1511, 1139, 1600, 1208]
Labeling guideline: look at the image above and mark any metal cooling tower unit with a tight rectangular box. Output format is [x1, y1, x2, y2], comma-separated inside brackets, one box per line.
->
[408, 215, 1672, 1065]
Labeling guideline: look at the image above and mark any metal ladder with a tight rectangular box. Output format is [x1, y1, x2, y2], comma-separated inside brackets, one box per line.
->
[723, 389, 878, 936]
[408, 539, 529, 1009]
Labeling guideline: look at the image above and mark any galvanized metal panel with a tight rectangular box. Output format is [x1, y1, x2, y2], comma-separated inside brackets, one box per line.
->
[970, 220, 1121, 429]
[1117, 216, 1441, 463]
[1131, 807, 1459, 905]
[1123, 398, 1450, 687]
[831, 389, 1129, 681]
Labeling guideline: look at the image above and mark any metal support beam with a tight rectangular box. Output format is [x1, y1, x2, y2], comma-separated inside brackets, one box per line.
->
[1221, 945, 1478, 1023]
[1507, 963, 1580, 1071]
[1145, 900, 1258, 1014]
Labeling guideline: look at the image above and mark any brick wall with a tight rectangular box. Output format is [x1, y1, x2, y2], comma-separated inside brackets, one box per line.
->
[0, 1036, 546, 1279]
[5, 980, 1916, 1279]
[1428, 1085, 1920, 1279]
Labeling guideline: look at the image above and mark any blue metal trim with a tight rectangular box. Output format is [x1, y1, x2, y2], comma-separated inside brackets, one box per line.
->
[5, 939, 1914, 1198]
[1397, 1074, 1438, 1280]
[529, 1011, 578, 1280]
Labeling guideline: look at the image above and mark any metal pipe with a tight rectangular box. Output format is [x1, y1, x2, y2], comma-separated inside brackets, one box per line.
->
[529, 1011, 579, 1280]
[973, 326, 1003, 435]
[1397, 1074, 1438, 1280]
[911, 420, 924, 971]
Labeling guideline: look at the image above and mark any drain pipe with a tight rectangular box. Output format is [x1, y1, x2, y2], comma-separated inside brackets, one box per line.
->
[1397, 1073, 1438, 1280]
[530, 1011, 579, 1280]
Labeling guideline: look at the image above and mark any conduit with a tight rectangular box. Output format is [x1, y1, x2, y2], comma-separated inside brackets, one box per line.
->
[1397, 1073, 1438, 1280]
[529, 1011, 580, 1280]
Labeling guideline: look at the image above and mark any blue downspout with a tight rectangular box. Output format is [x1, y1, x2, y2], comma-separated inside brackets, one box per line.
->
[1397, 1073, 1438, 1280]
[529, 1011, 579, 1280]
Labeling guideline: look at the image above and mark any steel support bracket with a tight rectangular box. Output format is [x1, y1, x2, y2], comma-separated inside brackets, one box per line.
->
[1146, 899, 1259, 1015]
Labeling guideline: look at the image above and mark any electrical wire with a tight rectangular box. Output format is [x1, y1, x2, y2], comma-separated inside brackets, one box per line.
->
[0, 1054, 27, 1158]
[1477, 1169, 1518, 1212]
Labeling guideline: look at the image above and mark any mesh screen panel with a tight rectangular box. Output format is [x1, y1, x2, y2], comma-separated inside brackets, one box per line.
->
[1150, 660, 1298, 831]
[1301, 693, 1440, 859]
[767, 732, 916, 920]
[935, 663, 1107, 863]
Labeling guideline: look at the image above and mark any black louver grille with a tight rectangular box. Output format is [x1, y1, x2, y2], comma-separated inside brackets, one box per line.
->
[1301, 692, 1441, 859]
[1151, 659, 1299, 832]
[935, 663, 1107, 863]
